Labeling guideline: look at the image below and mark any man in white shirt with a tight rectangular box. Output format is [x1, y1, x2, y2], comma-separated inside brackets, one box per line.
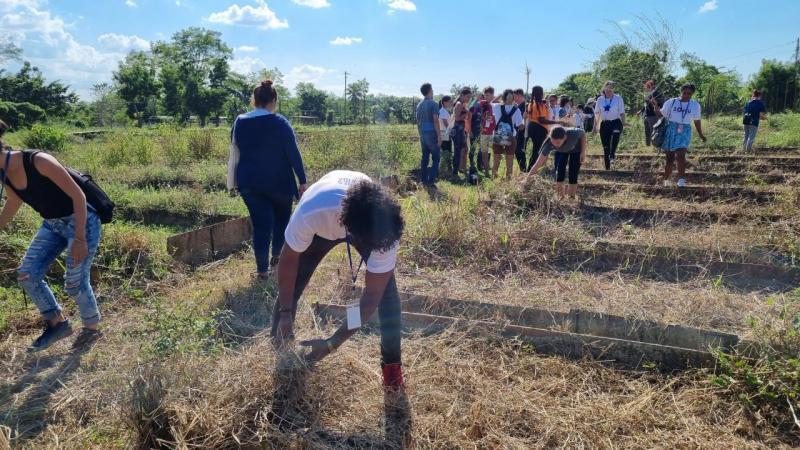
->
[272, 170, 405, 390]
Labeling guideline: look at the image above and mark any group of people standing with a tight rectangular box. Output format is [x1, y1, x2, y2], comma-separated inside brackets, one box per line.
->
[417, 79, 720, 193]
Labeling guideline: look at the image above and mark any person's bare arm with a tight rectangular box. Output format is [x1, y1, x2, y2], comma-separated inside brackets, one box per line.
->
[34, 154, 89, 264]
[580, 133, 588, 165]
[527, 153, 548, 178]
[274, 243, 302, 342]
[301, 269, 393, 363]
[694, 120, 707, 142]
[0, 188, 23, 229]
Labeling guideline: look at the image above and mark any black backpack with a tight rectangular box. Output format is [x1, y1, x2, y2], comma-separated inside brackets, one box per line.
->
[66, 167, 115, 224]
[742, 102, 753, 126]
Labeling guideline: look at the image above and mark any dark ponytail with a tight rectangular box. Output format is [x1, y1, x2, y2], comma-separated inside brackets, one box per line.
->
[253, 80, 278, 108]
[439, 95, 452, 109]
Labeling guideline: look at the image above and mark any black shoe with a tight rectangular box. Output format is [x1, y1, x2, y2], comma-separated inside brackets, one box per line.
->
[72, 327, 103, 349]
[29, 320, 74, 353]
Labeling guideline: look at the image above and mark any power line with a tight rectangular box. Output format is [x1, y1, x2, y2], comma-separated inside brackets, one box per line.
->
[715, 40, 795, 63]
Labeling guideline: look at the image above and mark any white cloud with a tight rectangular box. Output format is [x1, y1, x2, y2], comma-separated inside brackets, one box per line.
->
[206, 0, 288, 29]
[0, 0, 123, 98]
[230, 56, 266, 74]
[284, 64, 336, 88]
[125, 0, 137, 7]
[291, 0, 330, 8]
[236, 45, 259, 52]
[618, 19, 630, 26]
[98, 33, 150, 51]
[329, 36, 362, 46]
[383, 0, 415, 12]
[698, 0, 718, 13]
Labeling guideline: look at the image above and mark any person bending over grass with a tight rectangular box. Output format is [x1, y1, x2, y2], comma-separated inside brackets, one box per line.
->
[651, 83, 706, 187]
[272, 170, 405, 391]
[228, 80, 307, 279]
[525, 85, 566, 172]
[527, 126, 587, 201]
[0, 120, 104, 352]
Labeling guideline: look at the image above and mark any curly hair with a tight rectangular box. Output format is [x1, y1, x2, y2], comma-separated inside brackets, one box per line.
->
[340, 180, 404, 252]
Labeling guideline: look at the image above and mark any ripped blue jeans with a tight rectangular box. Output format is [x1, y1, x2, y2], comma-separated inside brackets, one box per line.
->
[18, 212, 102, 325]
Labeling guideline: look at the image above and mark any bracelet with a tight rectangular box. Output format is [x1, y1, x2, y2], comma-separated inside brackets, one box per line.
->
[325, 340, 336, 353]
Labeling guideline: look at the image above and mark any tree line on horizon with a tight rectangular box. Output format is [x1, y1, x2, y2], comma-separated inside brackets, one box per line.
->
[0, 27, 798, 130]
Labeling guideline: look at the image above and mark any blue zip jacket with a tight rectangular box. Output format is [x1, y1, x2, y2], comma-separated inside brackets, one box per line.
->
[232, 110, 307, 197]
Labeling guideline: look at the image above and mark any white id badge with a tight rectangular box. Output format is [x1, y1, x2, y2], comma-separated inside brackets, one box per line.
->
[346, 303, 361, 330]
[677, 124, 684, 133]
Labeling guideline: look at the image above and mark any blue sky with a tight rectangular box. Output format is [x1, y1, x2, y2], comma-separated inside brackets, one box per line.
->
[1, 0, 799, 100]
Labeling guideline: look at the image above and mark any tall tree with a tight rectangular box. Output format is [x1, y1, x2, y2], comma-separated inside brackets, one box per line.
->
[593, 44, 673, 112]
[749, 59, 797, 113]
[113, 51, 160, 125]
[679, 53, 742, 115]
[346, 78, 369, 122]
[0, 62, 77, 117]
[152, 27, 232, 126]
[296, 82, 327, 120]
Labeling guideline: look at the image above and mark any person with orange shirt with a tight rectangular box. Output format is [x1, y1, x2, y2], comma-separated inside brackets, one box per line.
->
[525, 85, 565, 172]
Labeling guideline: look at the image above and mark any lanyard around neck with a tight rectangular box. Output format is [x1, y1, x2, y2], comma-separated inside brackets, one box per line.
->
[679, 99, 691, 122]
[345, 235, 364, 295]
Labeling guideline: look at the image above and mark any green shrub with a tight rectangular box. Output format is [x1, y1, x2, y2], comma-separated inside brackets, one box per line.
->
[22, 123, 66, 152]
[127, 302, 226, 358]
[103, 130, 154, 166]
[187, 129, 217, 161]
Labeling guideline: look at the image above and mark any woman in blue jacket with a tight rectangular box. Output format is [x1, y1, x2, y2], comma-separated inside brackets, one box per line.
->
[227, 80, 307, 279]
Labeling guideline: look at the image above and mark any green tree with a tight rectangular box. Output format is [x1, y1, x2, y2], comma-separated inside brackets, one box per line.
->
[557, 72, 601, 105]
[0, 62, 77, 117]
[749, 59, 797, 113]
[296, 82, 327, 120]
[152, 27, 232, 126]
[0, 39, 22, 65]
[90, 83, 127, 127]
[346, 78, 369, 122]
[113, 51, 160, 125]
[679, 53, 743, 115]
[593, 44, 672, 112]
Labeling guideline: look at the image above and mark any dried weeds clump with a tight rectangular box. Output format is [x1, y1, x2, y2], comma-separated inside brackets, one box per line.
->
[112, 326, 797, 449]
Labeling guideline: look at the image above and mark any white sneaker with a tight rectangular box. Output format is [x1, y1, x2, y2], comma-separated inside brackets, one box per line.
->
[677, 178, 686, 188]
[663, 179, 673, 187]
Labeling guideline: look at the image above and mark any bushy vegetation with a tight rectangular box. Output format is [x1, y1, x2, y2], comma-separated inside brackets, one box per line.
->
[20, 124, 66, 152]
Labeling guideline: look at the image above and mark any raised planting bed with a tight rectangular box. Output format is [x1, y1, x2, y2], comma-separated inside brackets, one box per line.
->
[554, 241, 800, 292]
[117, 207, 238, 229]
[167, 217, 252, 266]
[585, 153, 800, 172]
[580, 204, 787, 226]
[580, 182, 778, 204]
[315, 297, 727, 371]
[581, 169, 785, 186]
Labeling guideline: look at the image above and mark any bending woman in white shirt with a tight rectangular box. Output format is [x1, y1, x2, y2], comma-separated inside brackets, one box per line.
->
[650, 83, 707, 187]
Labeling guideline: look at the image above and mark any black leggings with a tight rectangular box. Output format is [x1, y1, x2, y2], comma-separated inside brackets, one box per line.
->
[269, 236, 402, 366]
[555, 152, 581, 184]
[515, 130, 527, 172]
[599, 119, 623, 170]
[526, 123, 549, 171]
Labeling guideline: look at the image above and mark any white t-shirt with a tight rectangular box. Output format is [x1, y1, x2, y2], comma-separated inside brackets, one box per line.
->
[573, 111, 584, 128]
[439, 107, 451, 141]
[491, 104, 524, 136]
[660, 98, 702, 124]
[284, 170, 399, 273]
[594, 94, 625, 121]
[549, 105, 559, 122]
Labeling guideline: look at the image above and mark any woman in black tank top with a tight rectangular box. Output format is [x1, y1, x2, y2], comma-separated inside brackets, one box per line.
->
[0, 120, 104, 352]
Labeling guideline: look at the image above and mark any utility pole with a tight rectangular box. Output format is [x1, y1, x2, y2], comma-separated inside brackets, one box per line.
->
[343, 71, 349, 124]
[524, 60, 531, 97]
[794, 37, 799, 111]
